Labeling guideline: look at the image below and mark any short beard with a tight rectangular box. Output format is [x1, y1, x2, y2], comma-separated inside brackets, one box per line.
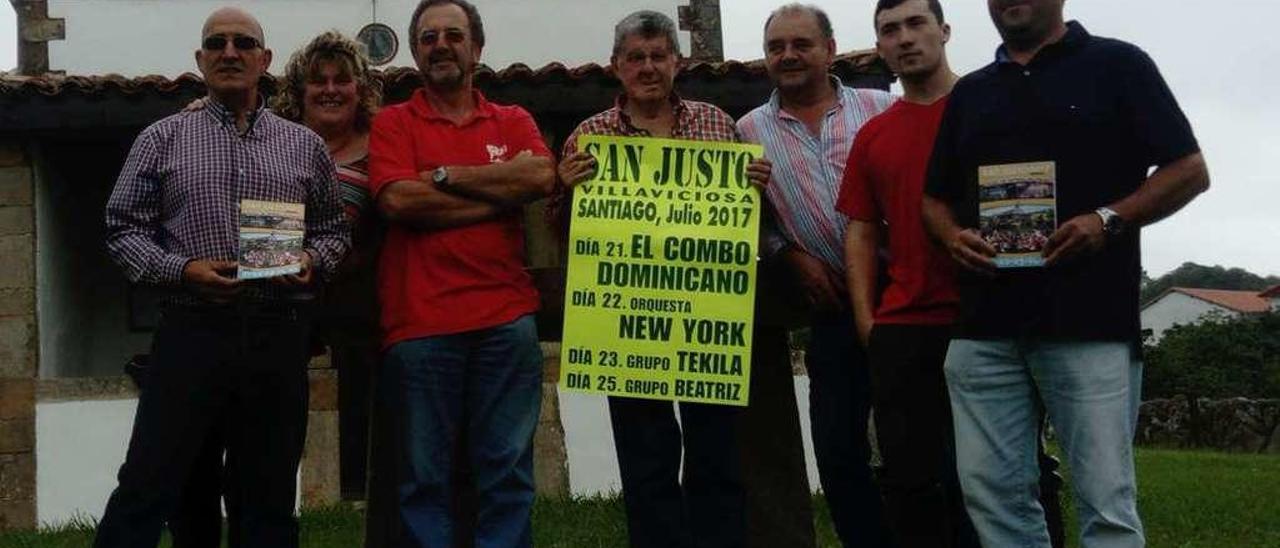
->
[425, 65, 467, 91]
[776, 72, 822, 97]
[994, 8, 1059, 52]
[998, 25, 1044, 52]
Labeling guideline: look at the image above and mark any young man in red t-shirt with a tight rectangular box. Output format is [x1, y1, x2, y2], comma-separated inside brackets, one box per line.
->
[367, 1, 556, 546]
[836, 1, 975, 546]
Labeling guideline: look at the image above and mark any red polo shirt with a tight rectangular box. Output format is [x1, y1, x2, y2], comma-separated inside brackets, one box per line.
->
[836, 97, 958, 325]
[369, 89, 548, 346]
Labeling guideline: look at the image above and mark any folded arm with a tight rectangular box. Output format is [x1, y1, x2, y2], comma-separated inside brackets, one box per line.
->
[378, 178, 509, 230]
[440, 151, 556, 207]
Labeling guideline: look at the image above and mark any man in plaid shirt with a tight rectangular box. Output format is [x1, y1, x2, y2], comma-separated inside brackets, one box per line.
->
[95, 7, 348, 548]
[554, 11, 770, 548]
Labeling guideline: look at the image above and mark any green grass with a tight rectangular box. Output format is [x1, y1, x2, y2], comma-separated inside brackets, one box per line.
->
[1057, 447, 1280, 548]
[0, 507, 367, 548]
[3, 448, 1275, 548]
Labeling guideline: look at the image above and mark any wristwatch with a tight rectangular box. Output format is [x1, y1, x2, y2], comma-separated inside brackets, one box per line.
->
[432, 166, 450, 186]
[1095, 207, 1126, 237]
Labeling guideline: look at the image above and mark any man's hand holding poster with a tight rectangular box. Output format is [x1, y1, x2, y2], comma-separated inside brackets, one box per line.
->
[560, 135, 764, 406]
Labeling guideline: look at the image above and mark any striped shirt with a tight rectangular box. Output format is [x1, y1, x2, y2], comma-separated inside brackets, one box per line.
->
[336, 153, 371, 221]
[320, 152, 382, 338]
[549, 94, 741, 234]
[105, 98, 350, 301]
[737, 77, 895, 273]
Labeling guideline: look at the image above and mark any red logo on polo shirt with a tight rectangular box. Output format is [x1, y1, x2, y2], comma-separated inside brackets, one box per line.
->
[486, 144, 508, 164]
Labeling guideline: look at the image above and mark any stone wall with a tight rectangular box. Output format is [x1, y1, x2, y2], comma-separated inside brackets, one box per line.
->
[1137, 397, 1280, 454]
[0, 141, 37, 530]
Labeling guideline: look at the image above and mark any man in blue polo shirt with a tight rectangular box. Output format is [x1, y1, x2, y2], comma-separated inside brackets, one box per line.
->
[921, 1, 1209, 547]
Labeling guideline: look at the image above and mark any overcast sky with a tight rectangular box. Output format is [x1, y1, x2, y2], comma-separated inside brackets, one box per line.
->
[2, 1, 1276, 278]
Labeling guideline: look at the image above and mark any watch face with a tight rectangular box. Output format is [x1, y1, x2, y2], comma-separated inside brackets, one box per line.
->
[1104, 214, 1123, 235]
[1097, 208, 1122, 235]
[433, 167, 447, 184]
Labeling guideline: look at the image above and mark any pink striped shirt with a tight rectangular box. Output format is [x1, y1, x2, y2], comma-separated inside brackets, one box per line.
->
[737, 77, 895, 273]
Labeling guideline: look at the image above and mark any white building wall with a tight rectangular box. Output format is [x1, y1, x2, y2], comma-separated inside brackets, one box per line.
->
[35, 398, 136, 526]
[47, 0, 692, 77]
[1140, 292, 1240, 342]
[35, 381, 824, 526]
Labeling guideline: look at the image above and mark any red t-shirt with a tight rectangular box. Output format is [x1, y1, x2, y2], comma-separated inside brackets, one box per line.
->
[836, 96, 958, 325]
[368, 89, 549, 345]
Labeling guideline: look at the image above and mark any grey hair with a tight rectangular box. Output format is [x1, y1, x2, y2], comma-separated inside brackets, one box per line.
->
[765, 3, 834, 41]
[612, 10, 682, 57]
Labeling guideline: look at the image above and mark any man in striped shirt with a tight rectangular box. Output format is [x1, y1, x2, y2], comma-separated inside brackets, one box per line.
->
[737, 5, 894, 546]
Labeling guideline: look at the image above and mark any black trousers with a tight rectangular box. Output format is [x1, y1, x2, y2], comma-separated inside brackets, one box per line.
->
[125, 354, 226, 548]
[608, 397, 745, 548]
[94, 303, 313, 548]
[867, 324, 980, 548]
[806, 313, 889, 547]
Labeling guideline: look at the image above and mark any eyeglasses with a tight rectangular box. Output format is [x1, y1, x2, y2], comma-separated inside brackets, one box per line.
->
[419, 29, 467, 46]
[202, 34, 262, 52]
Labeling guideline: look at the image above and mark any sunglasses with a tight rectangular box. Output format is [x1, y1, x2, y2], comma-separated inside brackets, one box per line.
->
[419, 29, 467, 46]
[202, 35, 262, 51]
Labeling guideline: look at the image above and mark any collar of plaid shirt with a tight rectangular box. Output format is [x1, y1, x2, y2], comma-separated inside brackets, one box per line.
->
[204, 94, 270, 135]
[609, 92, 690, 135]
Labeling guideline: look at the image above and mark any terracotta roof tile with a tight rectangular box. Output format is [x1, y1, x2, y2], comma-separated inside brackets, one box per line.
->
[0, 73, 207, 97]
[0, 51, 884, 98]
[1171, 287, 1271, 313]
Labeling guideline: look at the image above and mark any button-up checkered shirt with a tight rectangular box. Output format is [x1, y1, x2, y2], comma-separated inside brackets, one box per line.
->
[562, 93, 741, 152]
[549, 94, 742, 233]
[105, 98, 349, 301]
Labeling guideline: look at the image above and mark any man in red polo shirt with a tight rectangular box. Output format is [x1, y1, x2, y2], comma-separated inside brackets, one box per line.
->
[367, 1, 555, 546]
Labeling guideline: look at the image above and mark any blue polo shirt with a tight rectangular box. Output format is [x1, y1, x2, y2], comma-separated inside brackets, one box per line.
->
[924, 21, 1199, 341]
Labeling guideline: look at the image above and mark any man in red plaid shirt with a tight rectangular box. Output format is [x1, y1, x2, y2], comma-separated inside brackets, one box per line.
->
[552, 10, 769, 548]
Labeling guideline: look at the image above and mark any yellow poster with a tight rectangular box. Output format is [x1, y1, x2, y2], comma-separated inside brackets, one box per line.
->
[559, 135, 763, 406]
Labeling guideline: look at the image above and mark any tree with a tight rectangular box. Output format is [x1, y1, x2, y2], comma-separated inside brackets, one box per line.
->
[1144, 311, 1280, 445]
[1140, 262, 1280, 305]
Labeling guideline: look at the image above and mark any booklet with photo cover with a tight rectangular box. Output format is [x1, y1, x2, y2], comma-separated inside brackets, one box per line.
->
[238, 199, 306, 280]
[978, 161, 1057, 268]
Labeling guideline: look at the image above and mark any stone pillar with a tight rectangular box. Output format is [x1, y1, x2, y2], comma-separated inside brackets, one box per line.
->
[534, 343, 569, 499]
[678, 0, 724, 62]
[0, 140, 37, 531]
[300, 351, 341, 508]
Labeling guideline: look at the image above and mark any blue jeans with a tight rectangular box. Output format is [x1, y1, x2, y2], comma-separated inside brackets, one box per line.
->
[944, 339, 1144, 548]
[385, 315, 543, 548]
[806, 314, 889, 547]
